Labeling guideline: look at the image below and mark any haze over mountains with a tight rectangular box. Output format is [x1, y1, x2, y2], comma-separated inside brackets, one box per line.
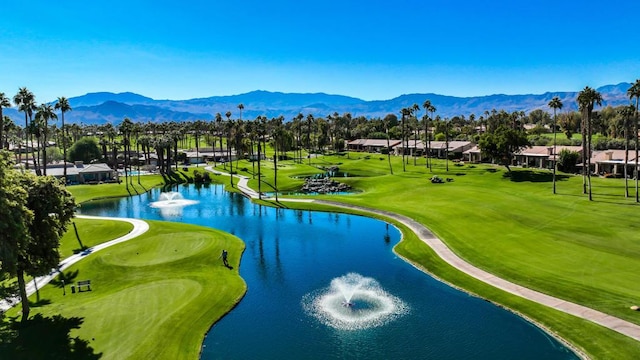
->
[3, 83, 635, 125]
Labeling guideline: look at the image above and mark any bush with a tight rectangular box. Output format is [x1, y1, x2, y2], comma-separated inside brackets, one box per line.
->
[557, 149, 579, 173]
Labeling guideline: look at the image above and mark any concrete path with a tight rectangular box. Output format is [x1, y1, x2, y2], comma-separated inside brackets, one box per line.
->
[315, 200, 640, 342]
[205, 165, 640, 341]
[0, 215, 149, 312]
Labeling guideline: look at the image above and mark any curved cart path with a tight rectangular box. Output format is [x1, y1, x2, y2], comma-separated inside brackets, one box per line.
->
[0, 215, 149, 312]
[314, 199, 640, 342]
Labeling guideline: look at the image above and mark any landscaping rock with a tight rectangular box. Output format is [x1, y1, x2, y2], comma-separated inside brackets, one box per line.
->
[301, 177, 351, 194]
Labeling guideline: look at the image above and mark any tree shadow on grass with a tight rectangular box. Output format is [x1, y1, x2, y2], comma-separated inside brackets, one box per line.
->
[0, 313, 102, 359]
[503, 170, 570, 183]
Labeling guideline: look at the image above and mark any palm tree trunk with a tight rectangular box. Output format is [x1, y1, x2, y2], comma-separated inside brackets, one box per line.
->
[625, 125, 629, 197]
[581, 113, 588, 194]
[62, 113, 67, 182]
[635, 98, 639, 202]
[552, 110, 557, 194]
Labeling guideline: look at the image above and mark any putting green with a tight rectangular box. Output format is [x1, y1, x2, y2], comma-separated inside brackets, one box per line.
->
[15, 220, 246, 360]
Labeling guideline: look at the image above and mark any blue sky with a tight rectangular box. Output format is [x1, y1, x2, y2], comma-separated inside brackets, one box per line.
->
[2, 0, 639, 103]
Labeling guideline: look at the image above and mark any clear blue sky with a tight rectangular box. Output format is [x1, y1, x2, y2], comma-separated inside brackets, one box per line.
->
[2, 0, 639, 103]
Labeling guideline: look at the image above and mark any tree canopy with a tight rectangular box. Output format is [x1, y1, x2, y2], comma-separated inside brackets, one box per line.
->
[0, 150, 76, 321]
[478, 124, 530, 171]
[68, 137, 102, 164]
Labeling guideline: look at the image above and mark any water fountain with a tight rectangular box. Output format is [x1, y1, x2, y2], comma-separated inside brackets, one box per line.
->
[149, 191, 199, 217]
[303, 273, 408, 330]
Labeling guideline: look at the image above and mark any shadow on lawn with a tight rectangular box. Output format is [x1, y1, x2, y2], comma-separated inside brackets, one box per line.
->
[503, 170, 570, 183]
[0, 313, 102, 359]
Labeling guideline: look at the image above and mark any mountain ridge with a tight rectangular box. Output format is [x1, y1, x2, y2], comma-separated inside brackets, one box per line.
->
[2, 83, 635, 125]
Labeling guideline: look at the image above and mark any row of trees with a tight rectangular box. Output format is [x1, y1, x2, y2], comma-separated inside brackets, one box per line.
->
[2, 80, 639, 200]
[0, 88, 72, 179]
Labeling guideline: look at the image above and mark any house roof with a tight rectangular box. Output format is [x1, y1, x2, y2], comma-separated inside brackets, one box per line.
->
[347, 139, 401, 147]
[79, 163, 115, 174]
[592, 149, 639, 164]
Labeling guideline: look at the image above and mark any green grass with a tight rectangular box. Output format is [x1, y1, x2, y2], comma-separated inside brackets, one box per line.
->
[70, 175, 164, 204]
[241, 151, 640, 358]
[58, 218, 133, 258]
[12, 149, 640, 359]
[9, 221, 246, 360]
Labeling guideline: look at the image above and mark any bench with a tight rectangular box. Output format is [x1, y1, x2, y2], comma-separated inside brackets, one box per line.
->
[74, 280, 92, 293]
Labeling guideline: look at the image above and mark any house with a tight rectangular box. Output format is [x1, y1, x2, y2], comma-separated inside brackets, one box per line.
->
[45, 161, 118, 184]
[347, 139, 401, 153]
[396, 140, 474, 159]
[514, 146, 582, 169]
[592, 149, 640, 176]
[183, 148, 236, 164]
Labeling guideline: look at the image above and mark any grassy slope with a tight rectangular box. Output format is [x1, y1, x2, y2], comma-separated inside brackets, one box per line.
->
[11, 221, 245, 360]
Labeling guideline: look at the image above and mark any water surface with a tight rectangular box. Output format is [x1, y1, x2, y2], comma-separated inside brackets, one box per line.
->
[79, 184, 578, 360]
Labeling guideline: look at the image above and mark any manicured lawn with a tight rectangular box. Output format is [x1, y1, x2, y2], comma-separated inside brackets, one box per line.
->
[222, 151, 640, 358]
[70, 175, 164, 204]
[8, 149, 640, 359]
[58, 218, 133, 258]
[10, 221, 246, 360]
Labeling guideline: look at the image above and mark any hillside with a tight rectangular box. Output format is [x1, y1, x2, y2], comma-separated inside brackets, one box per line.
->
[2, 83, 635, 125]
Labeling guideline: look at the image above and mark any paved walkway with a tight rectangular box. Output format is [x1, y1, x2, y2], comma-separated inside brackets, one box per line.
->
[9, 169, 639, 345]
[205, 165, 640, 341]
[0, 215, 149, 312]
[315, 200, 640, 342]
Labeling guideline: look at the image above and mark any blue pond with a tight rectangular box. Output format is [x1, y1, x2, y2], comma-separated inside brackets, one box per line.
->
[78, 184, 578, 360]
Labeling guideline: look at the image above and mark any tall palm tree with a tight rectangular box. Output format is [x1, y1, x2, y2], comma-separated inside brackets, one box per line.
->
[35, 103, 57, 176]
[548, 96, 563, 194]
[577, 86, 603, 201]
[13, 87, 36, 168]
[54, 96, 72, 181]
[400, 108, 411, 172]
[215, 112, 223, 167]
[237, 103, 244, 121]
[627, 79, 640, 202]
[423, 100, 436, 171]
[0, 92, 11, 149]
[383, 114, 394, 175]
[619, 105, 635, 197]
[306, 114, 314, 165]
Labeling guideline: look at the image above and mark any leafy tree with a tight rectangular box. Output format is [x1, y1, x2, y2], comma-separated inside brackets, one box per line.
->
[68, 137, 102, 164]
[557, 149, 579, 173]
[478, 124, 530, 172]
[0, 151, 76, 321]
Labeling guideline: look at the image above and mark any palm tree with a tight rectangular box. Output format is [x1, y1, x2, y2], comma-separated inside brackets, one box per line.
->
[54, 97, 72, 181]
[306, 114, 314, 165]
[0, 92, 11, 149]
[577, 86, 603, 201]
[237, 103, 244, 121]
[423, 100, 436, 171]
[13, 87, 36, 168]
[618, 105, 635, 197]
[548, 96, 563, 194]
[627, 79, 640, 202]
[35, 104, 58, 176]
[400, 108, 411, 172]
[383, 114, 394, 175]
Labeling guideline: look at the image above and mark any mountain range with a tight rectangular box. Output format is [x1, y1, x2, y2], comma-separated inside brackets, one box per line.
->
[3, 83, 635, 125]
